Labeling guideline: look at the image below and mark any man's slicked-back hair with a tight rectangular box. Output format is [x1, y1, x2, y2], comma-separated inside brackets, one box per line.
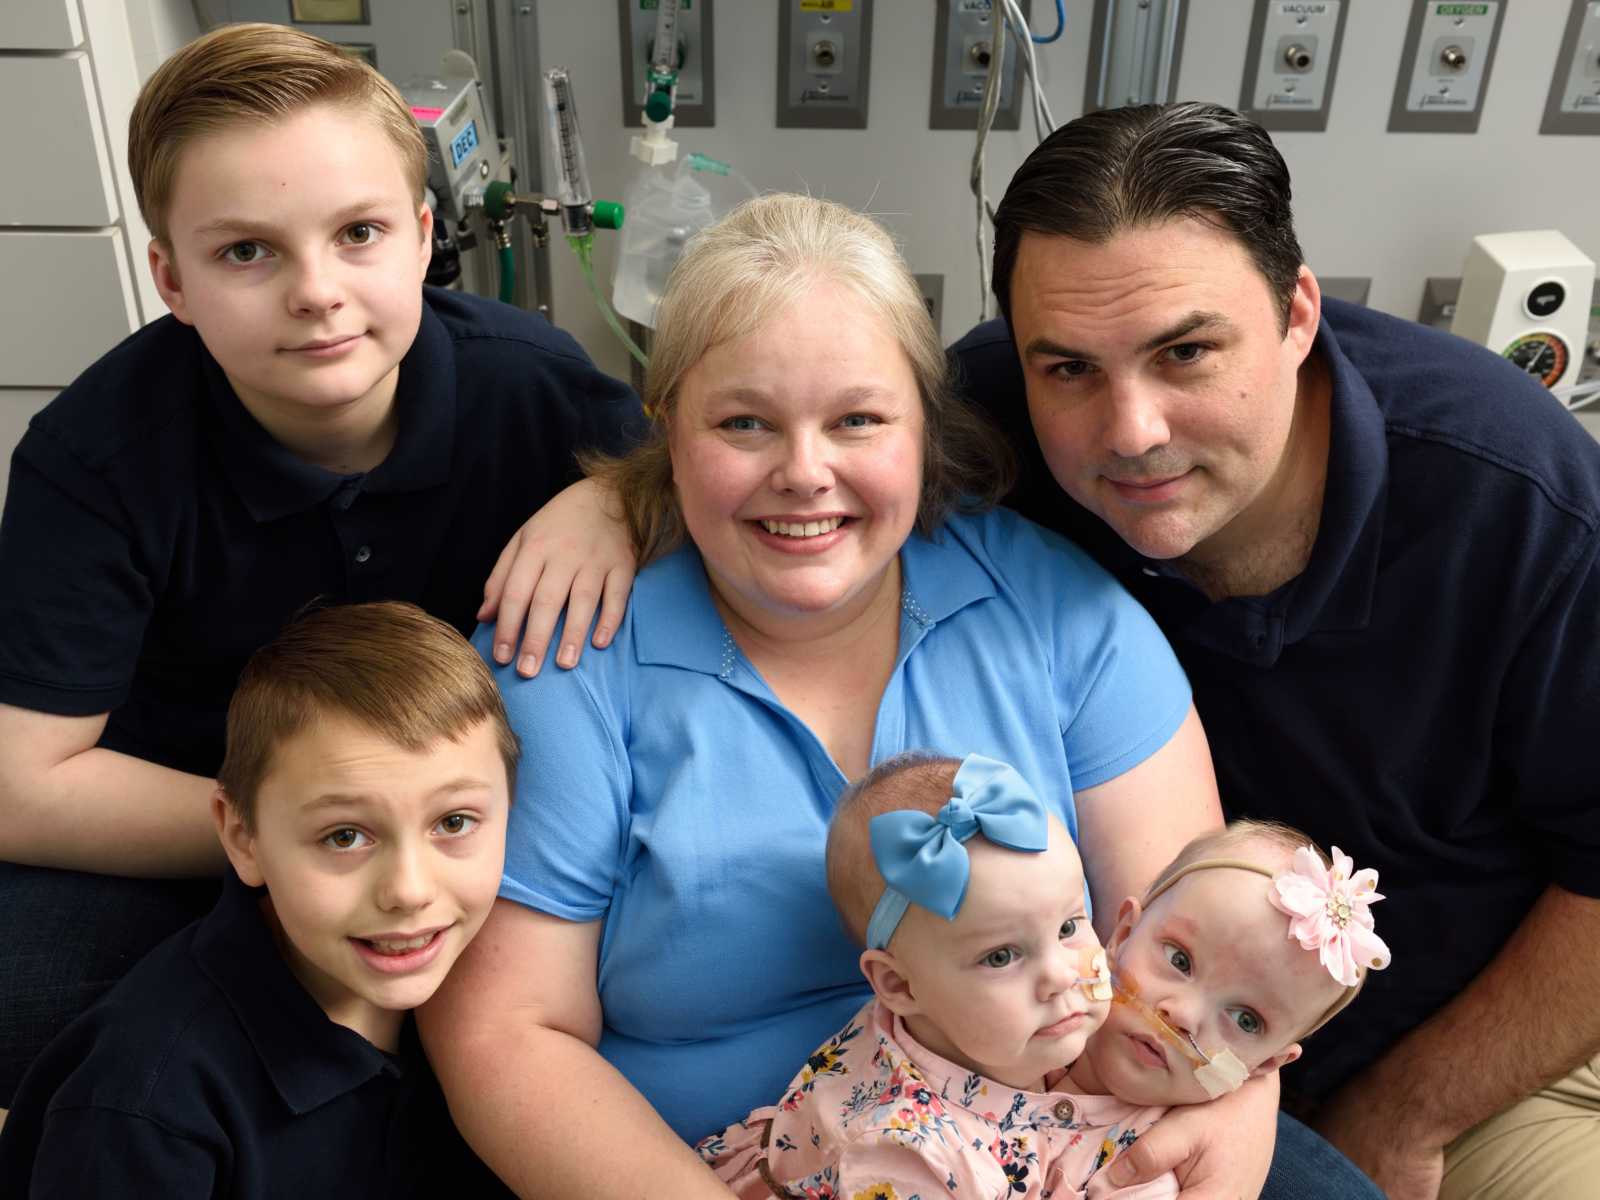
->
[217, 602, 520, 829]
[991, 101, 1304, 331]
[128, 22, 428, 245]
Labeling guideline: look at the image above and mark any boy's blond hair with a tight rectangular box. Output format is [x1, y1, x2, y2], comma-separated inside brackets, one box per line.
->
[826, 753, 964, 947]
[128, 23, 428, 245]
[217, 602, 519, 830]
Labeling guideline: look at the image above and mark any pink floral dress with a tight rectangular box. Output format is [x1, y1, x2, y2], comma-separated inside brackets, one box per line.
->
[696, 999, 1177, 1200]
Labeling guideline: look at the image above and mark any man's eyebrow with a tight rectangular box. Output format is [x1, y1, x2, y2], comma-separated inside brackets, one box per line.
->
[1022, 311, 1237, 362]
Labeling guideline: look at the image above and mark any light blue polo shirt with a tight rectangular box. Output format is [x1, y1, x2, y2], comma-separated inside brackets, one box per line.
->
[483, 507, 1190, 1142]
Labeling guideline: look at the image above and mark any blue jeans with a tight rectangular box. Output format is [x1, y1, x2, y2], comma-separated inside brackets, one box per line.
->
[0, 862, 219, 1104]
[1264, 1110, 1384, 1199]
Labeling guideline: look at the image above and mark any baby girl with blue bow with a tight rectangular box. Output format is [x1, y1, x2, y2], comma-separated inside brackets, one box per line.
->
[697, 752, 1390, 1200]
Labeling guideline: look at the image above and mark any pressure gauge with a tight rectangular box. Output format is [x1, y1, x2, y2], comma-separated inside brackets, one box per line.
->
[1503, 332, 1571, 389]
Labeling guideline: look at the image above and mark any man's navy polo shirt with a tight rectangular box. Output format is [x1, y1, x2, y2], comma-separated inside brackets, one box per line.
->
[951, 298, 1600, 1105]
[0, 869, 513, 1197]
[0, 287, 643, 777]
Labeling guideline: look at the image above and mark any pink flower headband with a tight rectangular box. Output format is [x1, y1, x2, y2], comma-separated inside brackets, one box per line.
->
[1268, 845, 1391, 988]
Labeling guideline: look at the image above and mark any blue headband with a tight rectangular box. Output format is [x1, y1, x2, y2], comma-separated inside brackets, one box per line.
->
[863, 754, 1050, 951]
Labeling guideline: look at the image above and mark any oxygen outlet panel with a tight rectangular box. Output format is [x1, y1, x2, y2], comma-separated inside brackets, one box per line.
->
[929, 0, 1029, 131]
[1540, 0, 1600, 134]
[1388, 0, 1506, 133]
[1239, 1, 1348, 131]
[779, 0, 874, 128]
[618, 0, 715, 128]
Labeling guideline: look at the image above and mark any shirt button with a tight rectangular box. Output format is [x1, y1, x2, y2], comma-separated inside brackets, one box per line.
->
[355, 545, 372, 564]
[1053, 1098, 1075, 1123]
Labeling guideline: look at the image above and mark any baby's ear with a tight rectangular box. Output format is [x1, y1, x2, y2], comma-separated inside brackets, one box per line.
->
[1107, 896, 1142, 958]
[1251, 1042, 1303, 1077]
[859, 949, 919, 1017]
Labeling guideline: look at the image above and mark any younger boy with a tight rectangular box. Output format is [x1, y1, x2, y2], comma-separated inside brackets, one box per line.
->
[0, 22, 641, 1097]
[0, 602, 517, 1197]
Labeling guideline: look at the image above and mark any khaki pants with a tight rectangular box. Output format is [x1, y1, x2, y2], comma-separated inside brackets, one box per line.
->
[1441, 1052, 1600, 1200]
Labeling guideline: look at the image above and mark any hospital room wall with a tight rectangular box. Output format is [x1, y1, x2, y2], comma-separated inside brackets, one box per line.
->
[541, 1, 1599, 381]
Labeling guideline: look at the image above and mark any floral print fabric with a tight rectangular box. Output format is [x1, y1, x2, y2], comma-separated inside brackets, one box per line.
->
[697, 999, 1177, 1200]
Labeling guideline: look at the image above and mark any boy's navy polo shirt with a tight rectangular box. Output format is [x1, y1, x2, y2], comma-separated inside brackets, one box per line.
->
[0, 869, 513, 1197]
[0, 287, 643, 777]
[951, 298, 1600, 1105]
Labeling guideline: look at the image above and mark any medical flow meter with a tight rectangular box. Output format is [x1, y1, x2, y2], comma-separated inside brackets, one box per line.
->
[1452, 230, 1596, 392]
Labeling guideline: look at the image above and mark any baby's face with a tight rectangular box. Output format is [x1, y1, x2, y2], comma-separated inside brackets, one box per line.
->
[886, 816, 1110, 1090]
[1083, 867, 1346, 1106]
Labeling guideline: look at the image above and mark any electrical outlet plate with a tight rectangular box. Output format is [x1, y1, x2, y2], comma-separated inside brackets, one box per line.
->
[1238, 1, 1349, 131]
[618, 0, 715, 129]
[1388, 0, 1506, 133]
[778, 0, 873, 129]
[929, 0, 1028, 131]
[1540, 0, 1600, 134]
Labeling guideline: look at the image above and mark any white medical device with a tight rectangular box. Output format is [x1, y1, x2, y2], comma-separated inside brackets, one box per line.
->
[1451, 230, 1595, 392]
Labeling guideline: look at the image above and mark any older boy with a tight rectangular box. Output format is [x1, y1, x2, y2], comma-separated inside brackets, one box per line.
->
[0, 22, 641, 1099]
[0, 602, 517, 1197]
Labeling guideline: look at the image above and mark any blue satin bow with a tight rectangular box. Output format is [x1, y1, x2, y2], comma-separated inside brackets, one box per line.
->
[863, 754, 1050, 951]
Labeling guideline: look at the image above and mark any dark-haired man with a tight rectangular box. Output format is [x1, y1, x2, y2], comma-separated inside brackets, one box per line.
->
[953, 100, 1600, 1200]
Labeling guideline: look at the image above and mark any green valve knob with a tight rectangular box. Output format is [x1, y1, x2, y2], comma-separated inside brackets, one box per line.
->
[591, 201, 624, 231]
[483, 179, 514, 220]
[645, 86, 674, 124]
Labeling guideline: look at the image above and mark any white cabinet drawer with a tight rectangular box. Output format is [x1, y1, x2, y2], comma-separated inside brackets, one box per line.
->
[0, 229, 139, 386]
[0, 53, 119, 226]
[0, 0, 84, 50]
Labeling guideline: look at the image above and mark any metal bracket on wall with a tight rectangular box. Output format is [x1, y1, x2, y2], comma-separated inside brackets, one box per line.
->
[1084, 0, 1188, 112]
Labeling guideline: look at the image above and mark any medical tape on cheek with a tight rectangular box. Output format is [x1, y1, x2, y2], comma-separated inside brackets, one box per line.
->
[1110, 975, 1249, 1098]
[1073, 947, 1113, 1001]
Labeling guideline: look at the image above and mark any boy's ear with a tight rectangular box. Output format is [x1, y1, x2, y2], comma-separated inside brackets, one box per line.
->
[1251, 1042, 1302, 1077]
[148, 239, 194, 326]
[859, 948, 919, 1017]
[416, 201, 433, 270]
[212, 787, 264, 886]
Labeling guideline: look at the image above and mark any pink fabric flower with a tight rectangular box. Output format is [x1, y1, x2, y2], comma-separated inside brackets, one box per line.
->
[1268, 845, 1392, 987]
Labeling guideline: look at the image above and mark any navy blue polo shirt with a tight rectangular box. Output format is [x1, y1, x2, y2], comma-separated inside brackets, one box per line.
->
[0, 869, 514, 1197]
[0, 287, 643, 777]
[951, 298, 1600, 1105]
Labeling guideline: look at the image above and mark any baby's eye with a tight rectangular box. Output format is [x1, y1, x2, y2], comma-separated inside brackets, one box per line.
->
[982, 947, 1017, 969]
[1163, 943, 1192, 975]
[1230, 1008, 1264, 1036]
[323, 827, 372, 851]
[1059, 917, 1080, 940]
[435, 812, 479, 837]
[221, 240, 269, 265]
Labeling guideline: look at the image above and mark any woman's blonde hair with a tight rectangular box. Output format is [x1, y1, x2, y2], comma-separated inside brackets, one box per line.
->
[586, 194, 1014, 564]
[129, 23, 428, 245]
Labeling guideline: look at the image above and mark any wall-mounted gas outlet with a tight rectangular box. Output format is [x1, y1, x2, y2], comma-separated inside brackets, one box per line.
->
[618, 0, 715, 129]
[1388, 0, 1506, 133]
[778, 0, 874, 129]
[929, 0, 1028, 131]
[1540, 0, 1600, 134]
[1239, 1, 1349, 131]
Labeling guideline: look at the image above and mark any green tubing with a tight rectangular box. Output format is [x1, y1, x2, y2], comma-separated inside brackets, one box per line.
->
[571, 234, 649, 370]
[497, 242, 516, 304]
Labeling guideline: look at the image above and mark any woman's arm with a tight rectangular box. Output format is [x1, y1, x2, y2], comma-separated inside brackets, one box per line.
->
[418, 899, 732, 1200]
[1074, 705, 1221, 938]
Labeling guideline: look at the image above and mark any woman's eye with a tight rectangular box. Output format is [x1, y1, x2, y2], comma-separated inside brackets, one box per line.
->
[323, 827, 371, 851]
[1163, 943, 1192, 975]
[982, 947, 1016, 969]
[1059, 917, 1079, 940]
[344, 222, 381, 246]
[221, 241, 268, 265]
[1231, 1008, 1264, 1036]
[838, 413, 878, 429]
[435, 812, 479, 837]
[722, 416, 764, 433]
